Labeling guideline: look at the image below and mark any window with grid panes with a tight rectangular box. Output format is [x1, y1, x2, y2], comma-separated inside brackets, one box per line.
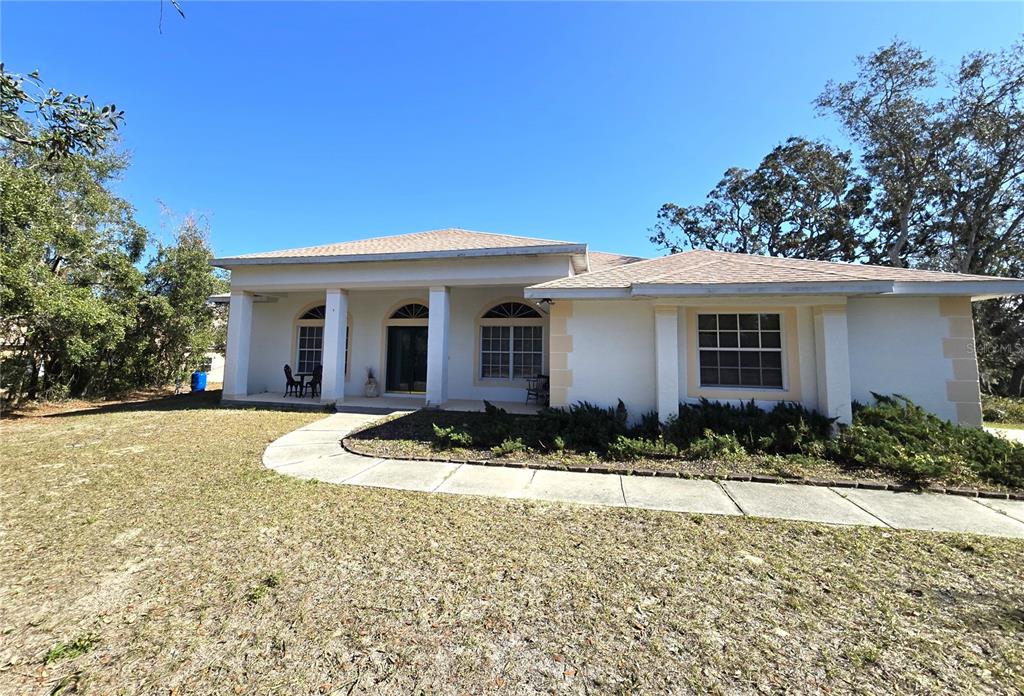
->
[479, 302, 544, 380]
[697, 313, 783, 388]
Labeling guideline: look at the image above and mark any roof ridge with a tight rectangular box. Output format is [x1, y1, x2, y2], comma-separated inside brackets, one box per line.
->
[719, 253, 869, 281]
[637, 255, 721, 283]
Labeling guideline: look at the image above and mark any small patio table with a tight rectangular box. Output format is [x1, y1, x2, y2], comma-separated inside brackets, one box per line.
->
[295, 372, 313, 397]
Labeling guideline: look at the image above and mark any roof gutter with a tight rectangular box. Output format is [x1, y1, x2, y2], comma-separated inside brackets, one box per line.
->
[891, 280, 1024, 299]
[211, 243, 588, 269]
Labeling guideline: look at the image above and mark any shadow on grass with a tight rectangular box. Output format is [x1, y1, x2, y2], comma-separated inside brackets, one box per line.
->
[6, 389, 333, 420]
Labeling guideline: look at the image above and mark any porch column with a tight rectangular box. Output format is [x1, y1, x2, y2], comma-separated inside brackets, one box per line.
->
[813, 306, 852, 426]
[425, 286, 450, 407]
[223, 290, 253, 398]
[321, 289, 349, 404]
[654, 305, 680, 423]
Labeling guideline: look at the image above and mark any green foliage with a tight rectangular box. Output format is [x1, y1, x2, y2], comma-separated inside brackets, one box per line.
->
[666, 399, 834, 455]
[686, 430, 748, 462]
[834, 394, 1024, 486]
[1, 64, 123, 159]
[44, 633, 99, 664]
[982, 395, 1024, 425]
[537, 400, 630, 453]
[652, 138, 870, 262]
[491, 437, 526, 457]
[607, 435, 679, 462]
[432, 423, 473, 449]
[1, 72, 222, 405]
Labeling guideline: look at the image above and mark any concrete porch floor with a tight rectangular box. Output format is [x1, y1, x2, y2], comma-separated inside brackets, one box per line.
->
[223, 391, 542, 414]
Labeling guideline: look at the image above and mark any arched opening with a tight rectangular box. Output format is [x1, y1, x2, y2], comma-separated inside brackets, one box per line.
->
[478, 300, 544, 381]
[384, 302, 430, 393]
[293, 303, 350, 378]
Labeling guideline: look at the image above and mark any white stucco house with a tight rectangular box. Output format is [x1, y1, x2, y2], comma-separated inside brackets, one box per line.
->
[212, 228, 1024, 426]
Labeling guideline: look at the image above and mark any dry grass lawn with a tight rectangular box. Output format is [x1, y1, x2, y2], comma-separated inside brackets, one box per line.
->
[1, 392, 1023, 694]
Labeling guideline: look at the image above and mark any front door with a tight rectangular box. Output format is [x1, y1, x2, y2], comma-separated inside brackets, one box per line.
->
[386, 326, 428, 392]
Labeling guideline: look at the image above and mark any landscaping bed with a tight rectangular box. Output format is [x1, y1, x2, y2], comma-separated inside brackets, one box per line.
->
[984, 394, 1024, 430]
[346, 396, 1024, 498]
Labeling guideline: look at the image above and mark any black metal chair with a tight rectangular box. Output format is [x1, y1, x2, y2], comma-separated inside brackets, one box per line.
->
[526, 374, 549, 405]
[304, 364, 323, 399]
[283, 364, 302, 397]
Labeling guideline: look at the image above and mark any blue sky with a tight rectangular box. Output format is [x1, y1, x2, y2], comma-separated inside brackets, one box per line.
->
[4, 2, 1021, 258]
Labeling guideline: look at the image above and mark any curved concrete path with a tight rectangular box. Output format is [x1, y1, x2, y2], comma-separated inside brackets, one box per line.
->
[264, 412, 1024, 539]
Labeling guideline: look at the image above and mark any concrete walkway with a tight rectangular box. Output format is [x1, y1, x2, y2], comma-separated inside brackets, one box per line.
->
[263, 412, 1024, 539]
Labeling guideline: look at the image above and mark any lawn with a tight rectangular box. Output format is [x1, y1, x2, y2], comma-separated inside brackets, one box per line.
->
[2, 393, 1023, 694]
[984, 395, 1024, 431]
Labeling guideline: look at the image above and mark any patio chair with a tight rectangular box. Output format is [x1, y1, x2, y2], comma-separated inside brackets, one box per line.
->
[304, 364, 323, 399]
[283, 364, 302, 397]
[526, 374, 549, 405]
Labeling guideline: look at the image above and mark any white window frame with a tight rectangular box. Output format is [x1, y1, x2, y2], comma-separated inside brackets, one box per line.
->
[294, 304, 351, 377]
[696, 312, 785, 390]
[477, 301, 545, 383]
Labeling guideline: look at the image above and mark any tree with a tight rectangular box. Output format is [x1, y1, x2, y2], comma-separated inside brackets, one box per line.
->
[1, 64, 123, 160]
[136, 216, 220, 388]
[1, 68, 221, 406]
[653, 40, 1024, 395]
[651, 137, 870, 262]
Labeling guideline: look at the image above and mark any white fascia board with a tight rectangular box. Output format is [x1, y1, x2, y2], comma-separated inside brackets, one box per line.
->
[210, 244, 588, 269]
[523, 286, 632, 300]
[629, 281, 895, 296]
[891, 280, 1024, 298]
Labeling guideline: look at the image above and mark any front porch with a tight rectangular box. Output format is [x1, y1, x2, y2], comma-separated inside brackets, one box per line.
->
[221, 285, 552, 410]
[223, 391, 543, 415]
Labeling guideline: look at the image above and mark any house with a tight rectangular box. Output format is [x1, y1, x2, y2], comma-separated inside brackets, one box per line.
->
[211, 228, 1024, 426]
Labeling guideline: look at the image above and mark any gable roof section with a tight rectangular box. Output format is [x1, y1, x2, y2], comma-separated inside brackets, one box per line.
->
[587, 250, 647, 271]
[526, 249, 1024, 300]
[212, 228, 588, 269]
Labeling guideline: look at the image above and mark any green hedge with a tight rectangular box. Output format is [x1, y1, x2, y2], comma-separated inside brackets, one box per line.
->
[426, 394, 1024, 489]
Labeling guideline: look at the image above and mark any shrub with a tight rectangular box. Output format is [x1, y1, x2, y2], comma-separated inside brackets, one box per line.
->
[665, 399, 833, 455]
[834, 394, 1024, 487]
[982, 394, 1024, 425]
[432, 423, 473, 448]
[686, 430, 748, 462]
[607, 435, 679, 461]
[491, 437, 526, 457]
[538, 400, 630, 453]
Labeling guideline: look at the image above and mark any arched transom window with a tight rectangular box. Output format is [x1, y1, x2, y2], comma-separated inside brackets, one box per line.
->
[300, 305, 327, 320]
[391, 303, 429, 320]
[479, 301, 544, 381]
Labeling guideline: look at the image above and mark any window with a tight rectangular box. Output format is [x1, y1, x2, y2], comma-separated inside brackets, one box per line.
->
[295, 305, 351, 375]
[479, 301, 544, 380]
[391, 303, 429, 319]
[483, 302, 541, 319]
[300, 305, 326, 320]
[698, 313, 783, 388]
[297, 325, 323, 374]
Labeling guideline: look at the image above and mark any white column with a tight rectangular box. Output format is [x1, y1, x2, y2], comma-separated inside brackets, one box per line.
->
[654, 306, 680, 423]
[425, 286, 450, 407]
[813, 306, 853, 425]
[321, 289, 349, 404]
[223, 290, 253, 398]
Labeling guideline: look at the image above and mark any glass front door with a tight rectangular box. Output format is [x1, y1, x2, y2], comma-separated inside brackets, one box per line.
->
[386, 326, 428, 392]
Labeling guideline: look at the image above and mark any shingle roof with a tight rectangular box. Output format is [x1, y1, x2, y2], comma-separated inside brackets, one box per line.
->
[215, 228, 582, 263]
[529, 249, 1024, 295]
[587, 251, 646, 271]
